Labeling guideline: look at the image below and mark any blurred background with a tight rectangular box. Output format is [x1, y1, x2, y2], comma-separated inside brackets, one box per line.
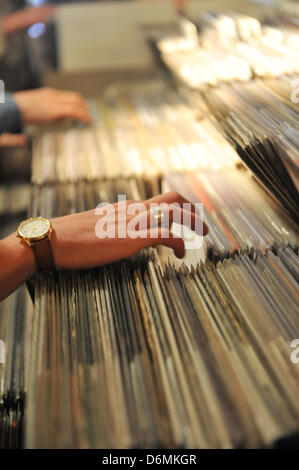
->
[0, 0, 287, 94]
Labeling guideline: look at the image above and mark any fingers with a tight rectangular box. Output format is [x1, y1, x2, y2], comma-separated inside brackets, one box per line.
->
[136, 229, 185, 258]
[35, 88, 91, 124]
[55, 91, 91, 124]
[131, 205, 208, 235]
[142, 192, 208, 235]
[0, 133, 28, 147]
[58, 103, 90, 124]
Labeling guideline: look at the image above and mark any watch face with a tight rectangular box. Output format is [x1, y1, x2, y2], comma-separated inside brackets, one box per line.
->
[18, 218, 51, 240]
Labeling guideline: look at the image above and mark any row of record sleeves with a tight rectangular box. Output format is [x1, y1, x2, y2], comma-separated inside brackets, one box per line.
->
[17, 179, 299, 448]
[1, 181, 296, 449]
[28, 173, 298, 261]
[31, 75, 298, 224]
[151, 11, 299, 223]
[31, 79, 239, 184]
[0, 208, 33, 449]
[27, 248, 299, 448]
[193, 79, 299, 223]
[0, 173, 298, 448]
[23, 176, 298, 448]
[155, 10, 299, 87]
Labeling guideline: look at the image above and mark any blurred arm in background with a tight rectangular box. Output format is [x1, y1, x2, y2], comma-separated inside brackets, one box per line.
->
[0, 4, 90, 147]
[1, 4, 57, 36]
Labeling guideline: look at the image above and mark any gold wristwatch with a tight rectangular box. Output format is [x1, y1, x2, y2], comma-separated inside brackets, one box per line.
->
[17, 217, 55, 272]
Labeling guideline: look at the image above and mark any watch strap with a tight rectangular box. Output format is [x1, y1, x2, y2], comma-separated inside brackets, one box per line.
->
[31, 237, 55, 272]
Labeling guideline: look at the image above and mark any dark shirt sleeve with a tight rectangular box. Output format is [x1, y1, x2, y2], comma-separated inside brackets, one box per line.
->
[0, 92, 22, 135]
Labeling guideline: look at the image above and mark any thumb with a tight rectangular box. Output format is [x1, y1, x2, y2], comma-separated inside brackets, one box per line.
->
[143, 229, 185, 258]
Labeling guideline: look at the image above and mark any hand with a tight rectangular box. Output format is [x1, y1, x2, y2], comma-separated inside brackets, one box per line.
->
[2, 5, 57, 35]
[0, 133, 28, 147]
[13, 87, 91, 125]
[0, 192, 208, 301]
[51, 192, 208, 269]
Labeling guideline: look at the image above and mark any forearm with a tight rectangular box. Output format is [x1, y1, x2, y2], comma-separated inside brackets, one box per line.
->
[2, 11, 28, 35]
[0, 232, 36, 301]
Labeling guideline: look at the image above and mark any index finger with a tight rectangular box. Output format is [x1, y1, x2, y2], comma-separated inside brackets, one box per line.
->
[144, 191, 197, 213]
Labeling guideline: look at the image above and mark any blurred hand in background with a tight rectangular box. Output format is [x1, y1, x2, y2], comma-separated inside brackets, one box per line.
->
[0, 88, 90, 148]
[14, 87, 91, 125]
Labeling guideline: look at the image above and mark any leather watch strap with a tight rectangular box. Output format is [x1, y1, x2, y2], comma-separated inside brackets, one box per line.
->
[31, 237, 55, 272]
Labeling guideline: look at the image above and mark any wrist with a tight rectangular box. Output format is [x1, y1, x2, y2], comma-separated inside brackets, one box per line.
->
[0, 232, 37, 301]
[7, 231, 37, 277]
[13, 92, 27, 125]
[16, 217, 56, 272]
